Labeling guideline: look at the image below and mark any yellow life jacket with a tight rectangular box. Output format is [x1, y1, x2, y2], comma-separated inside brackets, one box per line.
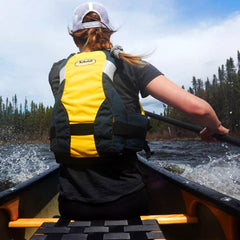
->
[50, 50, 148, 159]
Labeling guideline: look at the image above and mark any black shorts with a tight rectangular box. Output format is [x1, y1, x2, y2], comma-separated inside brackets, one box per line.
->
[58, 187, 148, 220]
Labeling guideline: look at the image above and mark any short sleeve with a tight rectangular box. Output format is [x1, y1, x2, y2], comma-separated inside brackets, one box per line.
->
[135, 63, 163, 98]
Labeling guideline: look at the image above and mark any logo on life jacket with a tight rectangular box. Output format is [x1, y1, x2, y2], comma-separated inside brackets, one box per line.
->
[75, 59, 96, 66]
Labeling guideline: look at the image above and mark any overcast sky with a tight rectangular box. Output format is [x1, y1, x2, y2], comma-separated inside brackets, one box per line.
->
[1, 0, 240, 113]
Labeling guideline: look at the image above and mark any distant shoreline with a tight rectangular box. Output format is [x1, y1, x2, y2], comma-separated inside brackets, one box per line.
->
[0, 137, 202, 145]
[146, 137, 201, 142]
[0, 139, 50, 145]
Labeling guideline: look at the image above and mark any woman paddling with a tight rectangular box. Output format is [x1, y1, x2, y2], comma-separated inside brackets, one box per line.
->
[49, 2, 229, 220]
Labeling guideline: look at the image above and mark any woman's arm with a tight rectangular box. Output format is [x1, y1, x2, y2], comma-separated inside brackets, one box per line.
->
[146, 75, 229, 141]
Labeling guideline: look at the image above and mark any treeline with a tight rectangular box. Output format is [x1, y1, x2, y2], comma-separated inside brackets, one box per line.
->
[148, 51, 240, 140]
[1, 51, 240, 143]
[0, 96, 52, 143]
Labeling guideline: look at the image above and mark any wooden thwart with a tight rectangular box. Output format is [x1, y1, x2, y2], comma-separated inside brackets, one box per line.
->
[141, 214, 198, 224]
[9, 214, 198, 228]
[9, 218, 59, 228]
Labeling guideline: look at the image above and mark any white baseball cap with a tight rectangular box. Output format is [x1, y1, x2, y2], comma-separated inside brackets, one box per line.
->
[69, 2, 113, 34]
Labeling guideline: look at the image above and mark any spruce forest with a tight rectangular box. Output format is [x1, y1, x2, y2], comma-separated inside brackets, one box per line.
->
[148, 51, 240, 140]
[0, 97, 52, 144]
[1, 51, 240, 144]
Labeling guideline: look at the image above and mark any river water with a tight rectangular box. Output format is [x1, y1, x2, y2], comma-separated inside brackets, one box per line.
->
[0, 141, 239, 200]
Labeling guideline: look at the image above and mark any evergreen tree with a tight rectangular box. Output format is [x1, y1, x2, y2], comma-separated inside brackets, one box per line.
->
[0, 95, 53, 143]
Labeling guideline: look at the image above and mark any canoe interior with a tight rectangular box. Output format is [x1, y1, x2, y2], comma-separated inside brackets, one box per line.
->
[0, 166, 60, 240]
[0, 157, 239, 240]
[137, 155, 240, 240]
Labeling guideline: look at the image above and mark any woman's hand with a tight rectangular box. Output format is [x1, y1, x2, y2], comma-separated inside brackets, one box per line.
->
[200, 124, 229, 143]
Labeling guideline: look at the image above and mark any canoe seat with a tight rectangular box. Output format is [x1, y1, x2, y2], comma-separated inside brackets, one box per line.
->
[28, 217, 166, 240]
[8, 215, 198, 240]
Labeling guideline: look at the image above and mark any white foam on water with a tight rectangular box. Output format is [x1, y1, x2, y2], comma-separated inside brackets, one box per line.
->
[0, 144, 51, 189]
[181, 152, 240, 200]
[151, 142, 240, 200]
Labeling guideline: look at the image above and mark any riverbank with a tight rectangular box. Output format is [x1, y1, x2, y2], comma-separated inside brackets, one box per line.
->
[0, 139, 50, 145]
[1, 131, 238, 145]
[1, 137, 201, 145]
[146, 131, 201, 141]
[146, 137, 201, 141]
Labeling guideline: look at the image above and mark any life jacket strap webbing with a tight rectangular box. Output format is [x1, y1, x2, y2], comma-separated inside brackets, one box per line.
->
[70, 123, 94, 135]
[68, 122, 146, 138]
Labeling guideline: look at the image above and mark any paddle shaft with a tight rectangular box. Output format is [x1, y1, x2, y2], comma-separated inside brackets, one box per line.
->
[144, 110, 240, 147]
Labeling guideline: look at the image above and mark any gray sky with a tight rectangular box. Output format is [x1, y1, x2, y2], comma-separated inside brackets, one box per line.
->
[1, 0, 240, 113]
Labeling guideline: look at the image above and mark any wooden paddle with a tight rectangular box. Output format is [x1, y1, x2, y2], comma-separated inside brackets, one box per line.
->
[144, 110, 240, 147]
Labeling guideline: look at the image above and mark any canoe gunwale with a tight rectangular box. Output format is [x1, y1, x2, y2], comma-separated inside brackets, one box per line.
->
[137, 154, 240, 218]
[0, 166, 59, 206]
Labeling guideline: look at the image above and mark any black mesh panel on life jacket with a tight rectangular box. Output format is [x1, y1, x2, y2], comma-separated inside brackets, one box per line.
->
[94, 72, 126, 156]
[50, 100, 71, 157]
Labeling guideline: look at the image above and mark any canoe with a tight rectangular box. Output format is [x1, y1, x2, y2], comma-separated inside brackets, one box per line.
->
[0, 155, 239, 240]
